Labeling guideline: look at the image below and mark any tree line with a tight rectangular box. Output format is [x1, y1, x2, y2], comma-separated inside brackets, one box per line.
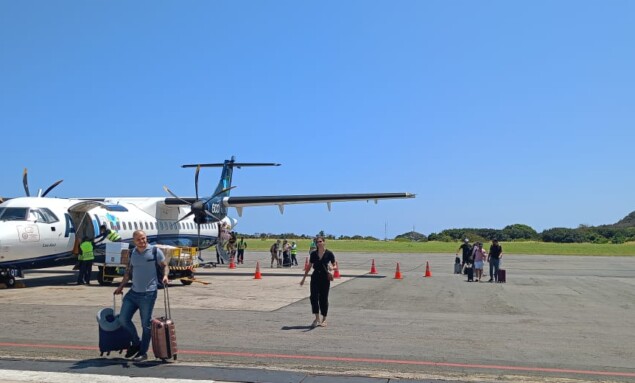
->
[239, 211, 635, 244]
[399, 222, 635, 244]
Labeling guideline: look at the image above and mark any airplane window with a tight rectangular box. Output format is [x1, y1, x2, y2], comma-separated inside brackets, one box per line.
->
[28, 210, 39, 221]
[0, 208, 29, 221]
[122, 222, 128, 231]
[144, 222, 148, 230]
[134, 222, 138, 230]
[150, 222, 154, 230]
[39, 208, 59, 223]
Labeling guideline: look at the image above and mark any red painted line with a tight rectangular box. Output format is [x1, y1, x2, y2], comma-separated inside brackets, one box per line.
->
[1, 342, 634, 378]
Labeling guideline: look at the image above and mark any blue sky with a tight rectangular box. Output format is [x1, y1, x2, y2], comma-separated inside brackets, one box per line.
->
[1, 1, 634, 239]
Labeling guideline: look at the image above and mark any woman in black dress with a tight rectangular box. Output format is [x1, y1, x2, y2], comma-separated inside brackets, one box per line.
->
[300, 236, 337, 327]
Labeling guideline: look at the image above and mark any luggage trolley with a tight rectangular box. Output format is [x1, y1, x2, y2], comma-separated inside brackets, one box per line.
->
[95, 244, 199, 286]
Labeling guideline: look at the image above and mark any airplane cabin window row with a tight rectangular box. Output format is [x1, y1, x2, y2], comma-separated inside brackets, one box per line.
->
[106, 220, 217, 232]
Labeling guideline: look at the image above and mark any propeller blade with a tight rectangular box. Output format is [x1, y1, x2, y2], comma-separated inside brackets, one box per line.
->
[204, 210, 223, 221]
[163, 186, 193, 206]
[176, 211, 194, 223]
[194, 165, 200, 200]
[41, 179, 63, 197]
[203, 185, 237, 205]
[23, 168, 30, 197]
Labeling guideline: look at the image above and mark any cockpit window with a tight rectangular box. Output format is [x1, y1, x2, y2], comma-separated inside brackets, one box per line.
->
[37, 208, 59, 223]
[0, 207, 29, 221]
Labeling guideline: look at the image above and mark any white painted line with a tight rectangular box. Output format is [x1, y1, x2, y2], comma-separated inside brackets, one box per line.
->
[0, 369, 235, 383]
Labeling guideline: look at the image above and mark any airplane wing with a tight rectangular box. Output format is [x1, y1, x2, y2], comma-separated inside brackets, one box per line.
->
[223, 192, 415, 216]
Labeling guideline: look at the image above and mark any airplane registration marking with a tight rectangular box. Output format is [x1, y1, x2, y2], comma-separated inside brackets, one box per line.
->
[17, 225, 40, 242]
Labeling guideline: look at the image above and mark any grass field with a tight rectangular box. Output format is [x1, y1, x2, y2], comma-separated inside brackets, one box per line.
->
[242, 239, 635, 256]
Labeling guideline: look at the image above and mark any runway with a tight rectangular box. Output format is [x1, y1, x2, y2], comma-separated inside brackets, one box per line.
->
[1, 251, 634, 383]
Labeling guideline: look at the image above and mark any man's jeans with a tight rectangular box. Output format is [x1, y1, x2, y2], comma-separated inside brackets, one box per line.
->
[119, 290, 157, 355]
[489, 258, 500, 281]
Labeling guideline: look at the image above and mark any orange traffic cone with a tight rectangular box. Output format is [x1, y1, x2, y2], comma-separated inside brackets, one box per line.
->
[394, 262, 403, 279]
[333, 261, 341, 279]
[229, 257, 236, 269]
[370, 259, 378, 274]
[424, 261, 432, 277]
[253, 261, 262, 279]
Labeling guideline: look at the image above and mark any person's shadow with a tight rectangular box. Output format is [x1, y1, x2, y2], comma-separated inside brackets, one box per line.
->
[281, 324, 316, 332]
[70, 357, 165, 371]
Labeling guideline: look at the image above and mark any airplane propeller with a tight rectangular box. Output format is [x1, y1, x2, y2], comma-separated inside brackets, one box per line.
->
[163, 165, 235, 261]
[23, 168, 64, 197]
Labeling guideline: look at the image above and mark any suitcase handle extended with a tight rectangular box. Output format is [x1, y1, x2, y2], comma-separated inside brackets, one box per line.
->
[162, 284, 172, 319]
[112, 294, 123, 315]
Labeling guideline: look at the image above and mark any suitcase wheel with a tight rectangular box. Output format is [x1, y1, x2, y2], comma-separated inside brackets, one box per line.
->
[100, 352, 104, 356]
[173, 354, 177, 361]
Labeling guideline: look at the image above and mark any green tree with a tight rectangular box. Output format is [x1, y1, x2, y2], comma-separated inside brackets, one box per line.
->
[501, 224, 538, 240]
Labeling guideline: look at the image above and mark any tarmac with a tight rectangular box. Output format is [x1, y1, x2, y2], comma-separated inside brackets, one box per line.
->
[1, 250, 634, 383]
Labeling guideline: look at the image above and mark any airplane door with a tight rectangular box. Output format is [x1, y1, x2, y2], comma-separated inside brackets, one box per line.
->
[68, 201, 104, 252]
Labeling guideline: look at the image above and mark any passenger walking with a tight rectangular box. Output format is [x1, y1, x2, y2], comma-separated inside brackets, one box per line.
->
[114, 230, 169, 361]
[270, 241, 280, 268]
[300, 236, 337, 328]
[277, 239, 284, 266]
[472, 242, 486, 282]
[226, 231, 237, 264]
[282, 239, 291, 267]
[488, 239, 503, 282]
[456, 238, 472, 273]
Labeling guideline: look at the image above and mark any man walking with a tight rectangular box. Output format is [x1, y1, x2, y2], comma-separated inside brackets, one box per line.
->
[488, 239, 503, 282]
[114, 230, 169, 361]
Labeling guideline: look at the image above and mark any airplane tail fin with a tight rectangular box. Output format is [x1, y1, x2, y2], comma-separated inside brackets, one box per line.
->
[182, 157, 281, 198]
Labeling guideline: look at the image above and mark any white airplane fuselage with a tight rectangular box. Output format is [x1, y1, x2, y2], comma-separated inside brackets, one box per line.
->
[0, 196, 233, 271]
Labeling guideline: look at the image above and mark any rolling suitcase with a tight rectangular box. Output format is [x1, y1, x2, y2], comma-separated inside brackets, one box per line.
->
[97, 295, 133, 356]
[465, 265, 474, 282]
[497, 269, 506, 283]
[152, 285, 178, 361]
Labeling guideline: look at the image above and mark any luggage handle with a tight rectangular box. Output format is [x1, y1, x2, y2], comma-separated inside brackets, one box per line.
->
[162, 284, 172, 320]
[112, 294, 123, 315]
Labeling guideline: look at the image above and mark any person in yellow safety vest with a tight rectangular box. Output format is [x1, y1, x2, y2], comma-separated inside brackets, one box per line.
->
[95, 224, 122, 244]
[290, 241, 298, 266]
[77, 238, 95, 285]
[237, 237, 247, 264]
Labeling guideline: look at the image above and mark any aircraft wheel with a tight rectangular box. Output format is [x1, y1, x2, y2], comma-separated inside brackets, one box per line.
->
[6, 275, 16, 288]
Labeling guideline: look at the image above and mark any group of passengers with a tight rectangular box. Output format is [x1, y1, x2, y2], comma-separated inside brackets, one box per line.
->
[456, 238, 503, 282]
[269, 239, 299, 268]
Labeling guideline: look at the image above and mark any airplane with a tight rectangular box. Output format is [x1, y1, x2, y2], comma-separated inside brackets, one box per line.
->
[0, 157, 415, 287]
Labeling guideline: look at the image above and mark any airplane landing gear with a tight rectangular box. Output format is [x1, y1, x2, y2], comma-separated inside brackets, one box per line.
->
[0, 269, 18, 288]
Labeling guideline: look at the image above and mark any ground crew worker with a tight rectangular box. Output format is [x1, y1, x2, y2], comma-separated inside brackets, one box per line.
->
[237, 237, 247, 264]
[290, 241, 298, 266]
[95, 224, 121, 244]
[77, 238, 95, 285]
